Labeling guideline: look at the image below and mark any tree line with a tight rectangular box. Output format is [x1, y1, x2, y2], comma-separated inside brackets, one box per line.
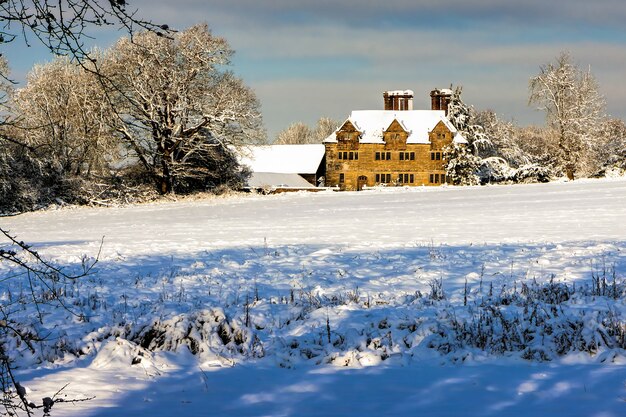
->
[444, 52, 626, 185]
[1, 24, 266, 213]
[2, 23, 625, 216]
[275, 53, 625, 187]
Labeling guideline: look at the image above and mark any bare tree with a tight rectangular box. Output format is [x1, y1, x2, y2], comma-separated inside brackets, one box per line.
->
[275, 117, 339, 144]
[13, 56, 115, 177]
[0, 58, 13, 124]
[0, 0, 167, 64]
[0, 59, 67, 213]
[0, 1, 170, 208]
[529, 52, 606, 179]
[313, 117, 339, 142]
[0, 228, 99, 416]
[1, 2, 162, 414]
[101, 24, 265, 194]
[275, 122, 312, 144]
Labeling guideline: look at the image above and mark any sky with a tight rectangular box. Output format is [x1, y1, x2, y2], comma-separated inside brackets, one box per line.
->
[3, 0, 626, 140]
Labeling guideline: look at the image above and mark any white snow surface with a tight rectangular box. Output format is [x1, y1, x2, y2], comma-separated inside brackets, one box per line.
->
[384, 89, 414, 96]
[2, 178, 626, 417]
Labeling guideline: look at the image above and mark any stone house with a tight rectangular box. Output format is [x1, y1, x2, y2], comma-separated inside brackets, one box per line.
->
[324, 89, 467, 190]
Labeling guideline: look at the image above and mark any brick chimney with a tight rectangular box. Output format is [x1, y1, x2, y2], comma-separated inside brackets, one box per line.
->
[383, 90, 414, 111]
[430, 88, 453, 115]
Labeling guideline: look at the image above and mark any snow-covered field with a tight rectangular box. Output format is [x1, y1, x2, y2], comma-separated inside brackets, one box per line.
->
[2, 178, 626, 416]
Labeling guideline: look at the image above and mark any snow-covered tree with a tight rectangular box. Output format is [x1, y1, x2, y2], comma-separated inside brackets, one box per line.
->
[443, 142, 481, 185]
[447, 88, 556, 184]
[0, 58, 13, 126]
[529, 52, 606, 179]
[474, 110, 529, 166]
[595, 118, 626, 176]
[275, 122, 313, 144]
[274, 117, 340, 144]
[445, 86, 492, 184]
[1, 3, 164, 415]
[313, 117, 340, 142]
[447, 87, 493, 158]
[14, 57, 115, 177]
[102, 24, 266, 194]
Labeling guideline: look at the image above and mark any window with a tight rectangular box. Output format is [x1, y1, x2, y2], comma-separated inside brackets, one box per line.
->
[375, 152, 381, 161]
[343, 151, 348, 160]
[430, 174, 446, 184]
[399, 152, 415, 161]
[355, 152, 359, 160]
[377, 173, 391, 183]
[339, 173, 345, 183]
[396, 173, 411, 184]
[436, 152, 441, 161]
[348, 152, 353, 160]
[386, 152, 391, 160]
[431, 153, 435, 161]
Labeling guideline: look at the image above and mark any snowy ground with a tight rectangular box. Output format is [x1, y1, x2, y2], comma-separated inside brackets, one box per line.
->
[2, 178, 626, 416]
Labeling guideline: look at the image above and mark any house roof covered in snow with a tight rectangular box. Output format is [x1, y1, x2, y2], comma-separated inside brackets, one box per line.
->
[238, 144, 325, 174]
[324, 110, 467, 145]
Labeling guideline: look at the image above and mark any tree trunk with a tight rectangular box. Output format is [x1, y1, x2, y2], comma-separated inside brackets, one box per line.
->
[160, 158, 173, 194]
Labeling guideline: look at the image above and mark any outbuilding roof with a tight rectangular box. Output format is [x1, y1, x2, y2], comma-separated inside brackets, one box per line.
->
[238, 144, 325, 174]
[324, 110, 467, 145]
[246, 172, 318, 189]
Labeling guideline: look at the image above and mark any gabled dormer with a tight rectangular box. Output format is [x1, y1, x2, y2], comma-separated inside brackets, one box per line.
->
[336, 120, 361, 150]
[428, 120, 453, 150]
[383, 119, 408, 150]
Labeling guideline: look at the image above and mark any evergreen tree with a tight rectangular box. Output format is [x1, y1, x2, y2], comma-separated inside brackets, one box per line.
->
[445, 87, 488, 184]
[443, 142, 481, 185]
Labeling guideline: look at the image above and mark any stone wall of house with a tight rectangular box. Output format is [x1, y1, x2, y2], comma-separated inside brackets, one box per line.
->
[325, 120, 452, 190]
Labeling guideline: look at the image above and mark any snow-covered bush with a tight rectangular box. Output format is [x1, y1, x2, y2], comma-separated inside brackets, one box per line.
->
[0, 143, 77, 213]
[132, 309, 263, 360]
[511, 163, 552, 183]
[478, 157, 516, 183]
[444, 143, 481, 185]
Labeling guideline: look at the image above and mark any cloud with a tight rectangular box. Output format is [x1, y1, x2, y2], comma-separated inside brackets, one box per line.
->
[7, 0, 626, 138]
[132, 1, 626, 31]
